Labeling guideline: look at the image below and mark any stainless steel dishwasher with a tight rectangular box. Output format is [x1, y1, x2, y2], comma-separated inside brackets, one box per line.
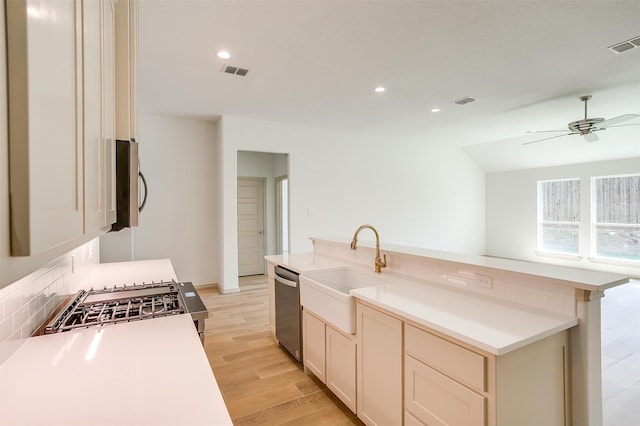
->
[274, 265, 302, 362]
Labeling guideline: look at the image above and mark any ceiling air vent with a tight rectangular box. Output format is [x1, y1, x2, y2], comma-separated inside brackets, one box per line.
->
[221, 65, 249, 76]
[608, 36, 640, 54]
[452, 96, 476, 105]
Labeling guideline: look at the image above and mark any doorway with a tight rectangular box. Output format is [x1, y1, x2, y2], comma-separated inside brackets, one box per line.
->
[237, 151, 289, 277]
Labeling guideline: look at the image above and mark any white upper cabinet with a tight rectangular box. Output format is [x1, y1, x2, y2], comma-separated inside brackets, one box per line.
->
[6, 0, 85, 255]
[6, 0, 133, 256]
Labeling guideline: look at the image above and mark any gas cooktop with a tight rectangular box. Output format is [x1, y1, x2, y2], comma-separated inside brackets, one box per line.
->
[44, 281, 186, 334]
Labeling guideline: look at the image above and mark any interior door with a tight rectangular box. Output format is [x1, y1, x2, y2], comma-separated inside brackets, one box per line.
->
[237, 178, 266, 276]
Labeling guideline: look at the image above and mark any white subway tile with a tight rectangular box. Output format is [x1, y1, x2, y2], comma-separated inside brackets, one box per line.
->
[0, 239, 100, 363]
[545, 296, 564, 314]
[12, 305, 29, 332]
[20, 316, 36, 338]
[0, 316, 13, 341]
[3, 291, 21, 317]
[514, 289, 548, 310]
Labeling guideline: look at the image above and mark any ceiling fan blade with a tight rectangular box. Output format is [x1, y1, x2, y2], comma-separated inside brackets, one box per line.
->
[523, 132, 574, 145]
[600, 114, 640, 128]
[583, 132, 599, 143]
[606, 122, 640, 128]
[526, 129, 567, 134]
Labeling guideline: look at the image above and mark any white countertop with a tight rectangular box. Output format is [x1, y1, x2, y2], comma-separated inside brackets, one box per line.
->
[351, 280, 578, 355]
[265, 252, 344, 274]
[0, 315, 232, 426]
[0, 259, 232, 426]
[269, 253, 578, 356]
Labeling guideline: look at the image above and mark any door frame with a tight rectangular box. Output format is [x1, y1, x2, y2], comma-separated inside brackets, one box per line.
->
[276, 174, 289, 254]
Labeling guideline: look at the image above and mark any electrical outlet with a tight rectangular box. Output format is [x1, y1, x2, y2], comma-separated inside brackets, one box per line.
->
[475, 274, 493, 289]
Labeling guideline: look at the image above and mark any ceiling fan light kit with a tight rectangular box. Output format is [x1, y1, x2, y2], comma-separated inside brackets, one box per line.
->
[523, 95, 640, 145]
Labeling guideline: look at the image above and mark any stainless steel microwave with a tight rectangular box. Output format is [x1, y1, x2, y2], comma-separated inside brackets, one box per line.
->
[111, 139, 147, 231]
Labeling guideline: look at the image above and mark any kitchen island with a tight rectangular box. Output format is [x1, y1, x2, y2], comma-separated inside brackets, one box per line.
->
[0, 260, 232, 426]
[266, 237, 630, 426]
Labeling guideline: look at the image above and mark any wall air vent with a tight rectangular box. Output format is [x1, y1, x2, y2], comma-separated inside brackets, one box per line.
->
[608, 36, 640, 54]
[221, 65, 249, 76]
[452, 96, 476, 105]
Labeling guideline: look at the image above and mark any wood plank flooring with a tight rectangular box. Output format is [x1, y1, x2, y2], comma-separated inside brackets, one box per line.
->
[200, 275, 363, 425]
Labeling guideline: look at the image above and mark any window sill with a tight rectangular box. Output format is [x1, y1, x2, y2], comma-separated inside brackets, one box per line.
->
[588, 256, 640, 268]
[535, 250, 583, 261]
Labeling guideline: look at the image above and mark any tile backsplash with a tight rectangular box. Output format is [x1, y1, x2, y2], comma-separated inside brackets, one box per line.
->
[0, 238, 99, 364]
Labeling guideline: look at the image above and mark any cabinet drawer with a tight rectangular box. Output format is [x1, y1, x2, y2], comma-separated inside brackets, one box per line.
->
[405, 324, 486, 391]
[405, 355, 486, 426]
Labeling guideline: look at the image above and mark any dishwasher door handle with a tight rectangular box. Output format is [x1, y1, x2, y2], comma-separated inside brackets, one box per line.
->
[276, 276, 298, 288]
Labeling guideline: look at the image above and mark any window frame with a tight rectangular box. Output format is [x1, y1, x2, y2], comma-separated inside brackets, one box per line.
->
[536, 178, 582, 257]
[590, 173, 640, 265]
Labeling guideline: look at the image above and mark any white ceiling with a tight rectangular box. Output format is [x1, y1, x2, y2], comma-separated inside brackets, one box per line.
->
[138, 0, 640, 172]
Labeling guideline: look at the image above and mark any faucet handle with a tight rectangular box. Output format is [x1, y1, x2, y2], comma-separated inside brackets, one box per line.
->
[375, 254, 387, 272]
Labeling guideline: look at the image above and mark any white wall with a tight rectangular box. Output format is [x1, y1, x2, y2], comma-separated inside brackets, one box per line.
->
[219, 115, 486, 292]
[237, 151, 287, 257]
[486, 157, 640, 277]
[100, 114, 219, 286]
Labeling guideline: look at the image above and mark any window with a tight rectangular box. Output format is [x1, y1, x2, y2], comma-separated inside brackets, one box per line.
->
[592, 174, 640, 263]
[538, 179, 581, 255]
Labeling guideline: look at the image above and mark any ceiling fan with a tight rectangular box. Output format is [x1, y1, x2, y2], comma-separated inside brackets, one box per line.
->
[523, 95, 640, 145]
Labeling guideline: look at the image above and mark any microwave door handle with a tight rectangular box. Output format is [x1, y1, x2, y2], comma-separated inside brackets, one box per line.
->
[138, 169, 148, 212]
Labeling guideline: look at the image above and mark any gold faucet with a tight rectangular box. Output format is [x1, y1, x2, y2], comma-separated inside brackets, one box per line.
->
[350, 225, 387, 273]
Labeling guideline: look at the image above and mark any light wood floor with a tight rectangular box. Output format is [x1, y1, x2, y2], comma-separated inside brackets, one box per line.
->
[200, 275, 363, 426]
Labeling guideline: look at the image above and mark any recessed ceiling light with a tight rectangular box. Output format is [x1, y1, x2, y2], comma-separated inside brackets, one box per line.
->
[431, 108, 441, 113]
[216, 50, 231, 60]
[374, 86, 386, 93]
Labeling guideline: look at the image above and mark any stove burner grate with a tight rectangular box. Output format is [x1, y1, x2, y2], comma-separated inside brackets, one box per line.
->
[44, 281, 186, 334]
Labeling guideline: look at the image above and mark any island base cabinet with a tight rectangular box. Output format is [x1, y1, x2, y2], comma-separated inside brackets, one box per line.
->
[357, 302, 403, 426]
[303, 310, 326, 382]
[302, 310, 357, 413]
[326, 324, 356, 413]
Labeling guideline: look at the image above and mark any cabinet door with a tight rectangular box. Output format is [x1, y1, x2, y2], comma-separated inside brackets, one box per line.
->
[303, 310, 326, 382]
[6, 0, 84, 255]
[357, 302, 403, 426]
[84, 0, 116, 233]
[405, 355, 486, 426]
[326, 325, 356, 413]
